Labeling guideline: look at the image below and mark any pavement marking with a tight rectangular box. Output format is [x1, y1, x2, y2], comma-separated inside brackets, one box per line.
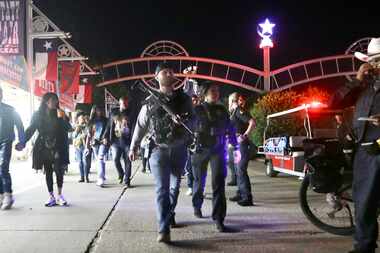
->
[85, 162, 142, 253]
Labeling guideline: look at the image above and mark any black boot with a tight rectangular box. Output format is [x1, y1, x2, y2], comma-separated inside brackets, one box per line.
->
[227, 180, 237, 186]
[118, 175, 124, 184]
[215, 220, 226, 232]
[194, 208, 203, 218]
[237, 198, 254, 207]
[229, 195, 241, 202]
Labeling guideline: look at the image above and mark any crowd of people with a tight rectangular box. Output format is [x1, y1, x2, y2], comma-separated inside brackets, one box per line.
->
[0, 62, 258, 243]
[1, 38, 380, 251]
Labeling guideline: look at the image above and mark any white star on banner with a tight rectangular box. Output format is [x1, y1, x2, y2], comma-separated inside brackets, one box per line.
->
[82, 78, 88, 84]
[43, 41, 52, 51]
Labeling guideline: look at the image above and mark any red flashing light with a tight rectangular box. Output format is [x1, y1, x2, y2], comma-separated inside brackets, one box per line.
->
[309, 101, 327, 108]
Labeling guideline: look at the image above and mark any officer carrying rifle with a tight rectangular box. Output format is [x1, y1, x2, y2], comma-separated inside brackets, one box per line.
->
[128, 63, 194, 243]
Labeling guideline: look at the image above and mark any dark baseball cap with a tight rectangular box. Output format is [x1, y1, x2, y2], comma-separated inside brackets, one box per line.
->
[154, 62, 173, 75]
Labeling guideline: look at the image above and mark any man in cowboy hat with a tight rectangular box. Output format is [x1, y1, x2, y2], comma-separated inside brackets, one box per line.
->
[330, 37, 380, 253]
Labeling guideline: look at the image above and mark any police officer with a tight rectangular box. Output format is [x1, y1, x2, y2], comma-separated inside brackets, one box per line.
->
[103, 96, 134, 187]
[128, 63, 193, 243]
[227, 92, 239, 186]
[330, 38, 380, 253]
[185, 95, 200, 196]
[191, 82, 241, 232]
[0, 86, 25, 210]
[229, 94, 256, 206]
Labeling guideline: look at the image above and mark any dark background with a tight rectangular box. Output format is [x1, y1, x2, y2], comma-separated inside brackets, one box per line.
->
[34, 0, 379, 101]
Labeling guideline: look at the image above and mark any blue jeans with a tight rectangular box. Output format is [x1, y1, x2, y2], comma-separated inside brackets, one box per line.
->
[149, 145, 187, 233]
[236, 140, 253, 201]
[191, 146, 227, 222]
[111, 144, 131, 183]
[0, 141, 12, 194]
[75, 147, 91, 179]
[352, 148, 380, 252]
[227, 145, 237, 183]
[184, 149, 194, 188]
[93, 144, 109, 180]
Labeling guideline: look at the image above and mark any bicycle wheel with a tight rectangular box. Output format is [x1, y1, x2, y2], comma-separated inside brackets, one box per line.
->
[299, 174, 355, 236]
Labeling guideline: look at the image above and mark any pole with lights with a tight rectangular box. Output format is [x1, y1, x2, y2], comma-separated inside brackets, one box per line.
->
[257, 18, 275, 91]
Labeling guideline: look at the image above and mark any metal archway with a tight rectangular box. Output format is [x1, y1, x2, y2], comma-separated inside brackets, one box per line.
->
[97, 39, 369, 93]
[98, 55, 265, 93]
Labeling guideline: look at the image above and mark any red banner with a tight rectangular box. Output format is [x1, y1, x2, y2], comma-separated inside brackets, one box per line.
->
[34, 80, 56, 97]
[60, 61, 80, 95]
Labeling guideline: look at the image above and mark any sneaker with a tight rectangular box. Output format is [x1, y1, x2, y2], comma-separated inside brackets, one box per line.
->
[156, 232, 171, 243]
[118, 175, 124, 184]
[57, 195, 67, 206]
[45, 196, 56, 207]
[194, 208, 203, 218]
[229, 195, 241, 202]
[186, 188, 193, 196]
[96, 178, 104, 187]
[1, 193, 14, 210]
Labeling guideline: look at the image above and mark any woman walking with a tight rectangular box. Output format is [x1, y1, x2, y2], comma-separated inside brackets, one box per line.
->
[19, 93, 72, 207]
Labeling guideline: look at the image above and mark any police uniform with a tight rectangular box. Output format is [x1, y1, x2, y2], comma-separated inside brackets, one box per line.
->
[230, 107, 254, 204]
[191, 101, 238, 228]
[130, 90, 193, 235]
[331, 78, 380, 253]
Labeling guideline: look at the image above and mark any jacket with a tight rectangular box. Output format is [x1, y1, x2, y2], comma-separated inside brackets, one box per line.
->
[24, 111, 72, 170]
[0, 102, 25, 143]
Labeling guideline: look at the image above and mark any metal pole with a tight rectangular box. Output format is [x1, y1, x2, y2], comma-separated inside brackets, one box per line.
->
[263, 46, 270, 91]
[26, 0, 34, 115]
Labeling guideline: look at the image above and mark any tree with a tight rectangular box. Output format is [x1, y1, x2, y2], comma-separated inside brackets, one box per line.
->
[296, 86, 330, 105]
[250, 86, 331, 146]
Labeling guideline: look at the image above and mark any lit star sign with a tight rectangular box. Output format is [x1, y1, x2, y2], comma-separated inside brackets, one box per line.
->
[257, 18, 275, 48]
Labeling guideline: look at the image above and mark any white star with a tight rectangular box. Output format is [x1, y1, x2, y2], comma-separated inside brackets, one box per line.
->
[82, 78, 88, 84]
[43, 41, 52, 51]
[259, 18, 275, 36]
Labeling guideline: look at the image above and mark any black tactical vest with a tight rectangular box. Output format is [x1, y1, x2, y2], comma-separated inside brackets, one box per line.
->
[148, 91, 192, 145]
[194, 103, 230, 148]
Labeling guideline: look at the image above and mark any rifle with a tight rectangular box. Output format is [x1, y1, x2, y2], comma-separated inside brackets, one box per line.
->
[133, 81, 195, 138]
[133, 81, 201, 153]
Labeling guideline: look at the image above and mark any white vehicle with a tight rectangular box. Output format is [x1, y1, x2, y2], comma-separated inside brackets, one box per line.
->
[258, 102, 343, 177]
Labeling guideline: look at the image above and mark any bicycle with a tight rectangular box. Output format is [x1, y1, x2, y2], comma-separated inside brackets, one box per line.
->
[299, 138, 356, 236]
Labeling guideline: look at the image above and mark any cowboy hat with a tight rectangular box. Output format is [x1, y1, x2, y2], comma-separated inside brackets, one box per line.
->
[354, 38, 380, 62]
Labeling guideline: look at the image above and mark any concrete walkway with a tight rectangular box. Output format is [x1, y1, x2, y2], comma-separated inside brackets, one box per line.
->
[0, 159, 366, 253]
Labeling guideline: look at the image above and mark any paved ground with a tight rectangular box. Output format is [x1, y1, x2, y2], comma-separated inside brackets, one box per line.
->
[0, 158, 370, 253]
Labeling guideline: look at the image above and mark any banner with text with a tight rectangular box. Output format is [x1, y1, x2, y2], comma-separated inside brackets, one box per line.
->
[0, 0, 26, 55]
[0, 55, 29, 90]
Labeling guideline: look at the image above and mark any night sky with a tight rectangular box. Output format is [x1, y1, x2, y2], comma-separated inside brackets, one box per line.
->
[34, 0, 378, 94]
